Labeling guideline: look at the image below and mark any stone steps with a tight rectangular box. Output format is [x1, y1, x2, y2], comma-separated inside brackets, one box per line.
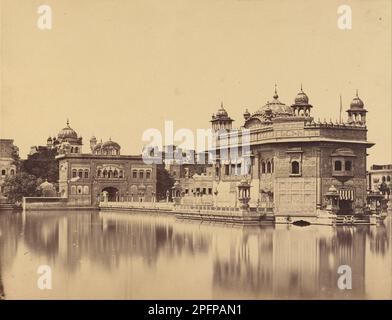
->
[334, 215, 370, 225]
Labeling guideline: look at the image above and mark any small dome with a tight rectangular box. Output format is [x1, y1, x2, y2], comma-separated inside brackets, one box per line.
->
[39, 180, 56, 197]
[294, 87, 309, 105]
[216, 102, 228, 117]
[47, 136, 52, 141]
[40, 179, 54, 190]
[243, 109, 251, 120]
[350, 91, 364, 109]
[92, 142, 103, 153]
[90, 135, 97, 142]
[58, 120, 78, 140]
[102, 139, 120, 149]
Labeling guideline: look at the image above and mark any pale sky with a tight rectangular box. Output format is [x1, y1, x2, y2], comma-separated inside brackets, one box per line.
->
[0, 0, 391, 167]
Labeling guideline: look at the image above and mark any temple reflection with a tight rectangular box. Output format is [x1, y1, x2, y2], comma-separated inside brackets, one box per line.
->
[0, 211, 390, 299]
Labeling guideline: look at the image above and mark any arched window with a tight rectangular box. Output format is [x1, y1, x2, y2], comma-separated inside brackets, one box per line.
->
[132, 170, 137, 179]
[267, 161, 271, 173]
[77, 186, 83, 194]
[103, 169, 107, 178]
[334, 161, 342, 171]
[97, 169, 101, 177]
[10, 169, 15, 175]
[114, 170, 118, 178]
[146, 171, 151, 179]
[291, 161, 300, 174]
[83, 186, 89, 195]
[382, 176, 386, 182]
[84, 170, 89, 179]
[261, 162, 266, 174]
[387, 176, 391, 182]
[71, 147, 74, 153]
[139, 171, 144, 179]
[72, 169, 77, 178]
[78, 170, 83, 178]
[71, 186, 76, 194]
[75, 147, 79, 153]
[345, 161, 352, 171]
[119, 170, 123, 178]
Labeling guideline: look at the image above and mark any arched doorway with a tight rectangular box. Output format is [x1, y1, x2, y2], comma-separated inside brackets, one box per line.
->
[102, 187, 119, 202]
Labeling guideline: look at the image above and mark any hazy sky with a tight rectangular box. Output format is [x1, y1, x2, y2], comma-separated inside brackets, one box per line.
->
[1, 0, 391, 166]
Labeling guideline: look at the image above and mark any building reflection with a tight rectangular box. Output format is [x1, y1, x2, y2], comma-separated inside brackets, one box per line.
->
[20, 211, 211, 273]
[0, 212, 23, 299]
[0, 211, 390, 299]
[212, 223, 390, 299]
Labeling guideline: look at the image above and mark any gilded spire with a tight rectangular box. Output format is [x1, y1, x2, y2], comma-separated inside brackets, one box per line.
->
[273, 83, 278, 99]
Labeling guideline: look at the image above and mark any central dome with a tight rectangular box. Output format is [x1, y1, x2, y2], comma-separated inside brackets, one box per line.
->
[256, 91, 293, 117]
[58, 120, 78, 140]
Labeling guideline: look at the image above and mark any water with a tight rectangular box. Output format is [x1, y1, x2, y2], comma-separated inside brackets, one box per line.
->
[0, 210, 391, 299]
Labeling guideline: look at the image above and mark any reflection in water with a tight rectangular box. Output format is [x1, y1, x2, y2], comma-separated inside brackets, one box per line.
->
[0, 211, 391, 299]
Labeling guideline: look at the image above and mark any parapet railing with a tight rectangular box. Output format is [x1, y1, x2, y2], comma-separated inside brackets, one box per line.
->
[99, 201, 174, 211]
[22, 196, 67, 210]
[99, 201, 274, 216]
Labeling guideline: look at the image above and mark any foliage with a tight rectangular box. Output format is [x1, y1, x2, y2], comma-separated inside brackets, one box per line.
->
[21, 148, 59, 183]
[2, 172, 42, 204]
[156, 166, 174, 200]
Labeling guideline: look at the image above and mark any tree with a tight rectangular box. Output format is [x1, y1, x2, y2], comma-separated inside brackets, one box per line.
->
[22, 148, 59, 183]
[378, 181, 390, 198]
[2, 172, 42, 204]
[156, 166, 174, 201]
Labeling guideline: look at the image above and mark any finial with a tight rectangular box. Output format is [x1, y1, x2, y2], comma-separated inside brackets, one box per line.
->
[220, 101, 224, 108]
[300, 83, 303, 92]
[66, 118, 69, 126]
[273, 83, 278, 99]
[356, 89, 359, 97]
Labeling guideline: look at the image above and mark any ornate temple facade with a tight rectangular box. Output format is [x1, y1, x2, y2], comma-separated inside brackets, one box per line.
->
[202, 86, 373, 222]
[55, 123, 157, 206]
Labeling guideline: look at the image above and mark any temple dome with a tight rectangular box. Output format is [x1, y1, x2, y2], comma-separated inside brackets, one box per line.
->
[58, 120, 78, 140]
[39, 179, 56, 197]
[256, 91, 293, 117]
[216, 102, 229, 117]
[294, 88, 309, 105]
[243, 108, 251, 120]
[102, 139, 120, 149]
[350, 91, 364, 109]
[243, 87, 295, 129]
[93, 138, 121, 155]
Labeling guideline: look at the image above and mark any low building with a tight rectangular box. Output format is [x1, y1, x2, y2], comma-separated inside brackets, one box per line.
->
[367, 164, 392, 206]
[0, 139, 18, 203]
[56, 124, 157, 207]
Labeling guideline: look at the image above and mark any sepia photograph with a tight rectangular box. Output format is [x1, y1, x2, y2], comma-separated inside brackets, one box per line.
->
[0, 0, 391, 310]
